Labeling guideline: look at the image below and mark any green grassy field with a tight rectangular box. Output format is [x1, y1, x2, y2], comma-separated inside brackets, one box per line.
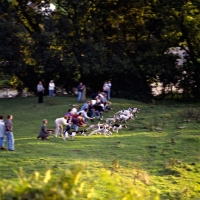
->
[0, 96, 200, 199]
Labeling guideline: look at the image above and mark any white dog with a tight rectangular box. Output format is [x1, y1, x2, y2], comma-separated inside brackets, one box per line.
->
[63, 130, 87, 140]
[88, 125, 112, 137]
[112, 124, 127, 133]
[105, 115, 119, 124]
[86, 123, 110, 131]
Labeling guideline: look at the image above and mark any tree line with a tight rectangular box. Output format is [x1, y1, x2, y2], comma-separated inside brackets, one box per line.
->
[1, 0, 200, 102]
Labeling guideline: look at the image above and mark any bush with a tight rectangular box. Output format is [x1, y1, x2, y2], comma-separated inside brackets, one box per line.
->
[0, 165, 160, 200]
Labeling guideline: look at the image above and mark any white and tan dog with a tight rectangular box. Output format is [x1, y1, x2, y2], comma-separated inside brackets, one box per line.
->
[112, 124, 127, 133]
[88, 124, 112, 137]
[63, 130, 87, 140]
[105, 115, 119, 124]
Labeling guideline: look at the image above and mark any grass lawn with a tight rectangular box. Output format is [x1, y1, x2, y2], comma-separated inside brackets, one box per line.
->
[0, 96, 200, 199]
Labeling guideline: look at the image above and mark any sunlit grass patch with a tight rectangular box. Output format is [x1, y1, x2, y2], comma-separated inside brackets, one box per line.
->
[0, 97, 200, 198]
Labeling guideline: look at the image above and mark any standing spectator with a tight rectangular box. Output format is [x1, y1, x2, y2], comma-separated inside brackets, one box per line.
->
[54, 115, 69, 137]
[37, 119, 51, 140]
[48, 80, 55, 97]
[5, 114, 15, 151]
[103, 81, 109, 95]
[37, 81, 45, 103]
[77, 82, 84, 103]
[81, 84, 87, 102]
[107, 80, 112, 99]
[0, 115, 6, 150]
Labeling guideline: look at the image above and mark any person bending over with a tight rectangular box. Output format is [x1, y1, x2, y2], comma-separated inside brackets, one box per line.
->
[54, 115, 70, 137]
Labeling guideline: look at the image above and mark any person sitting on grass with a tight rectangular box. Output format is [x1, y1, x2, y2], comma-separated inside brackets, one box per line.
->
[71, 113, 87, 131]
[71, 105, 79, 115]
[80, 100, 91, 111]
[78, 108, 93, 123]
[37, 119, 52, 140]
[77, 113, 87, 127]
[93, 102, 104, 120]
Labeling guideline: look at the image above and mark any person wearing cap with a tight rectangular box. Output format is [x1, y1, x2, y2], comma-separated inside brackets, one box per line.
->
[54, 115, 70, 137]
[37, 119, 51, 140]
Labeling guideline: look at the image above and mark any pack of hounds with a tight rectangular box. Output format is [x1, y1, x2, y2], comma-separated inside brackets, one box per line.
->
[63, 107, 140, 140]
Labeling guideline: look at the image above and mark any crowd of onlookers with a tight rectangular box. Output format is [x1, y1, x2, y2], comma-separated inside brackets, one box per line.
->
[0, 81, 113, 149]
[37, 81, 113, 140]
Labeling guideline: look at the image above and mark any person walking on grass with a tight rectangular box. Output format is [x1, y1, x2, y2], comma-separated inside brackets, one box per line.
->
[5, 114, 15, 151]
[37, 119, 52, 140]
[0, 115, 6, 150]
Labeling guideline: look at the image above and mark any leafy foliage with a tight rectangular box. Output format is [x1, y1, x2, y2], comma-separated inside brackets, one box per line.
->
[1, 0, 200, 101]
[0, 165, 160, 200]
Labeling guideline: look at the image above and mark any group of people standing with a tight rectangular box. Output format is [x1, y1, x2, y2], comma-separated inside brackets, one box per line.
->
[37, 80, 112, 104]
[0, 114, 15, 151]
[37, 80, 56, 103]
[77, 80, 112, 103]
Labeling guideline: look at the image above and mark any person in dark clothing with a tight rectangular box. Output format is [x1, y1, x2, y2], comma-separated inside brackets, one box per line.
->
[37, 81, 45, 103]
[91, 91, 101, 100]
[37, 119, 51, 140]
[5, 114, 15, 151]
[77, 82, 84, 103]
[71, 117, 81, 131]
[93, 103, 104, 120]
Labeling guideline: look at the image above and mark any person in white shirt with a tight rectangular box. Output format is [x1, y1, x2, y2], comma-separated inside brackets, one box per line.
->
[0, 115, 6, 150]
[49, 80, 55, 97]
[71, 105, 79, 115]
[54, 115, 70, 137]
